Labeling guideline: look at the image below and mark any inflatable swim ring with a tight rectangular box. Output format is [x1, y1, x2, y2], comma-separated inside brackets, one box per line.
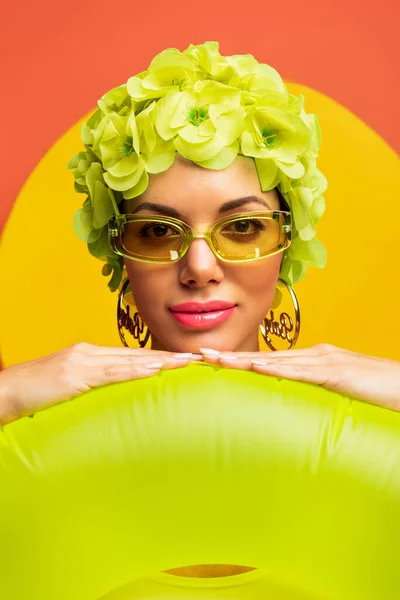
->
[1, 364, 400, 599]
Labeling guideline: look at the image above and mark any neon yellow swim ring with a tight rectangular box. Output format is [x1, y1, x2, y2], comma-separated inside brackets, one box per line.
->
[1, 364, 400, 600]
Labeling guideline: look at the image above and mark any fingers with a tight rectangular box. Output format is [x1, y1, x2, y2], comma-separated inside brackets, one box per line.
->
[76, 350, 198, 389]
[68, 342, 203, 362]
[86, 352, 192, 367]
[250, 361, 336, 388]
[199, 344, 355, 368]
[80, 362, 160, 389]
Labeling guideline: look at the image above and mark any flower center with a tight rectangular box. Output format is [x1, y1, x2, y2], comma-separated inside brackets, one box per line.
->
[261, 125, 280, 149]
[188, 106, 209, 126]
[171, 78, 185, 89]
[120, 136, 134, 157]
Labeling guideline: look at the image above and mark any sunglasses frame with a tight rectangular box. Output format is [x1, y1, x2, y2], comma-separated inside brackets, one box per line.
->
[108, 210, 292, 264]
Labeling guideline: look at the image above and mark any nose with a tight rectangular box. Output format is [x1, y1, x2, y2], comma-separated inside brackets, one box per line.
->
[179, 237, 224, 288]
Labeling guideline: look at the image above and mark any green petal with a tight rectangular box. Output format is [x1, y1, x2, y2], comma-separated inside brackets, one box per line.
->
[92, 180, 115, 229]
[81, 109, 102, 145]
[194, 80, 241, 111]
[279, 255, 308, 287]
[212, 107, 245, 145]
[143, 147, 176, 173]
[276, 160, 305, 179]
[302, 113, 322, 157]
[155, 91, 184, 140]
[107, 154, 141, 178]
[80, 197, 93, 229]
[149, 47, 194, 72]
[108, 258, 124, 292]
[102, 263, 113, 276]
[136, 103, 157, 154]
[174, 133, 225, 162]
[85, 163, 104, 202]
[103, 160, 144, 191]
[98, 85, 130, 112]
[68, 153, 83, 170]
[311, 195, 326, 224]
[290, 236, 327, 268]
[254, 158, 279, 190]
[73, 209, 91, 243]
[291, 187, 313, 231]
[178, 122, 214, 144]
[195, 141, 239, 169]
[127, 76, 147, 100]
[122, 169, 149, 199]
[88, 227, 116, 261]
[88, 228, 104, 243]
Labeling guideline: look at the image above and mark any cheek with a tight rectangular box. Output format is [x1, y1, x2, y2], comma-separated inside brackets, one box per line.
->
[124, 263, 172, 313]
[236, 255, 281, 307]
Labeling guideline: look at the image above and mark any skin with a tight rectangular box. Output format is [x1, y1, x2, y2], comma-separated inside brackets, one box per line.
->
[124, 154, 282, 356]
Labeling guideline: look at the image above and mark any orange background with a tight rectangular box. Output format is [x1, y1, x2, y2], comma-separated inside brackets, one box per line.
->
[0, 0, 399, 369]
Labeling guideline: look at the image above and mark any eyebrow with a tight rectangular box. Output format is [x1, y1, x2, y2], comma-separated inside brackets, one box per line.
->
[131, 195, 272, 218]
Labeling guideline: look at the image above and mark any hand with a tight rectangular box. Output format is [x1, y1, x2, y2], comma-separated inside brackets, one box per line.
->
[199, 344, 400, 412]
[0, 343, 200, 426]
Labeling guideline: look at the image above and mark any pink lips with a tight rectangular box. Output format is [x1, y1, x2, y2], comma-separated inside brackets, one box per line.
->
[169, 301, 236, 330]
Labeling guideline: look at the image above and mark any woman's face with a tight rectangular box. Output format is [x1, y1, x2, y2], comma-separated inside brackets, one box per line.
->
[123, 155, 283, 353]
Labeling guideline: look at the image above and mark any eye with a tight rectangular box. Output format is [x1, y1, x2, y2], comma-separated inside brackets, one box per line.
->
[138, 222, 180, 238]
[222, 218, 266, 235]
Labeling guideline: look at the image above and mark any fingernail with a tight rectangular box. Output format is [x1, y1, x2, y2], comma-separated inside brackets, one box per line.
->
[219, 355, 237, 361]
[145, 362, 163, 369]
[199, 347, 220, 356]
[190, 354, 203, 360]
[172, 353, 193, 360]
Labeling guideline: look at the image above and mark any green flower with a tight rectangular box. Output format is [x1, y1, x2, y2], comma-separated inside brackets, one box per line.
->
[85, 111, 148, 200]
[72, 162, 115, 239]
[156, 80, 245, 167]
[241, 102, 311, 191]
[97, 84, 134, 116]
[182, 41, 233, 82]
[127, 48, 198, 102]
[228, 54, 287, 98]
[135, 101, 176, 173]
[300, 112, 322, 158]
[281, 158, 327, 241]
[68, 149, 97, 194]
[241, 104, 311, 162]
[280, 235, 327, 287]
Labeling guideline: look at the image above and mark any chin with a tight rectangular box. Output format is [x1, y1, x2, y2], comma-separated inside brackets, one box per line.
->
[175, 332, 240, 353]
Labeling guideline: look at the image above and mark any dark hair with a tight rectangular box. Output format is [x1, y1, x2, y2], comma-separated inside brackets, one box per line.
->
[276, 187, 291, 212]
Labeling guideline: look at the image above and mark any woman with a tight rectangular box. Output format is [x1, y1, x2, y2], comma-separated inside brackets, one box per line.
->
[0, 41, 399, 584]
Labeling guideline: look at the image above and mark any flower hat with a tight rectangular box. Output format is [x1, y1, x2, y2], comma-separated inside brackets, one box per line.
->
[69, 42, 327, 292]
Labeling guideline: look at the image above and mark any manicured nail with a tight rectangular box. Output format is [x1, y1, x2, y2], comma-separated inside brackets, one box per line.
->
[219, 355, 238, 361]
[145, 362, 163, 369]
[190, 354, 204, 360]
[172, 353, 193, 360]
[199, 347, 220, 356]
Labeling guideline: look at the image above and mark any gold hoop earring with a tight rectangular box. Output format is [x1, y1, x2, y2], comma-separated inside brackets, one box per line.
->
[117, 278, 151, 348]
[259, 279, 300, 351]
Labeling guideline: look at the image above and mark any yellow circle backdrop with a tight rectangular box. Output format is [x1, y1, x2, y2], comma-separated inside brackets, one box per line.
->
[0, 83, 399, 367]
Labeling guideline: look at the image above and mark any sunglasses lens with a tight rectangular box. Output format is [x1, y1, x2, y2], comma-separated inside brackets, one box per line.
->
[112, 213, 290, 262]
[214, 215, 288, 260]
[120, 219, 185, 261]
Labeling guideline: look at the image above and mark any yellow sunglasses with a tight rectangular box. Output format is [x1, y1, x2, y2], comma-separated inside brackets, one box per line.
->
[108, 211, 292, 264]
